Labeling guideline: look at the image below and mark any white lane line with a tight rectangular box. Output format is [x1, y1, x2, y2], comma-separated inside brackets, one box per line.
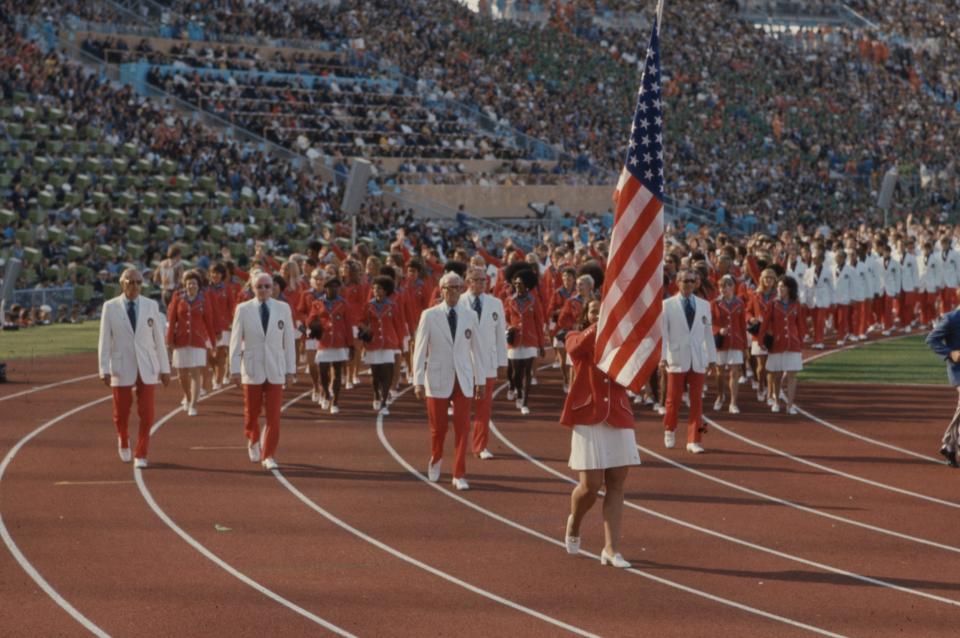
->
[704, 415, 960, 510]
[377, 415, 842, 636]
[0, 373, 99, 402]
[635, 443, 960, 555]
[0, 395, 114, 638]
[141, 387, 356, 638]
[794, 406, 941, 464]
[486, 421, 960, 608]
[270, 390, 598, 637]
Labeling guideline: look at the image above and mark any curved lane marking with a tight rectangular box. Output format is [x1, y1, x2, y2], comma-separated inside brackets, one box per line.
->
[0, 395, 114, 637]
[0, 373, 99, 402]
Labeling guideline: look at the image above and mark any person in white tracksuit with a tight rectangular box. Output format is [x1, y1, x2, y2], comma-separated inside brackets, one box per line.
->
[937, 236, 960, 317]
[899, 237, 919, 331]
[880, 243, 902, 335]
[918, 240, 942, 328]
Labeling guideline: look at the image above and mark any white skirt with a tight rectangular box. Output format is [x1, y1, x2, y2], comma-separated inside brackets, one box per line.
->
[750, 341, 768, 356]
[508, 346, 538, 360]
[767, 352, 803, 372]
[315, 348, 349, 363]
[363, 349, 399, 365]
[717, 350, 744, 366]
[173, 346, 207, 368]
[216, 330, 230, 347]
[568, 422, 642, 471]
[305, 338, 319, 350]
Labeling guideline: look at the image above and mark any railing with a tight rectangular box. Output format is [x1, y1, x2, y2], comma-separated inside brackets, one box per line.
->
[10, 287, 77, 321]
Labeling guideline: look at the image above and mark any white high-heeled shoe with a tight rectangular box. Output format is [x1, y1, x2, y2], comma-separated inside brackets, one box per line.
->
[600, 549, 631, 568]
[564, 515, 580, 555]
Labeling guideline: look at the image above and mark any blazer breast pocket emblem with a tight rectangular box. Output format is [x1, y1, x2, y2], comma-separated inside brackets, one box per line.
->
[701, 316, 707, 324]
[465, 329, 472, 339]
[492, 312, 498, 321]
[278, 320, 284, 330]
[147, 318, 154, 328]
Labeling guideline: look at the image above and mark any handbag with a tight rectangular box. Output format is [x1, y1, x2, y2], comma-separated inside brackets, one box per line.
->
[357, 327, 373, 343]
[714, 333, 725, 349]
[506, 326, 518, 346]
[763, 333, 774, 351]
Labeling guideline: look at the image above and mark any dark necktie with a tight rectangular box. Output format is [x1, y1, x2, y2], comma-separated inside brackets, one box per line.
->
[683, 296, 695, 329]
[472, 295, 482, 319]
[448, 307, 457, 340]
[126, 299, 136, 332]
[260, 302, 269, 333]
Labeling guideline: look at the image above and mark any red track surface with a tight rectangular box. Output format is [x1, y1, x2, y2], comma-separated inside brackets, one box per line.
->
[1, 350, 958, 637]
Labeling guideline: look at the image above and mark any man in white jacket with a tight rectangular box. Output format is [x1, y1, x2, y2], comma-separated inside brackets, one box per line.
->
[229, 272, 297, 470]
[899, 237, 919, 331]
[803, 251, 833, 349]
[660, 269, 717, 454]
[880, 243, 902, 335]
[458, 267, 507, 460]
[98, 267, 171, 468]
[918, 240, 942, 329]
[832, 250, 855, 347]
[937, 236, 960, 317]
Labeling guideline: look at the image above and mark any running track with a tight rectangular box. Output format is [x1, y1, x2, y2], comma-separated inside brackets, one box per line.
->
[0, 347, 956, 637]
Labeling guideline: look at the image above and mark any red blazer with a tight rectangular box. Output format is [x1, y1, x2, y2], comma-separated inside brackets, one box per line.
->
[711, 296, 747, 351]
[392, 282, 412, 336]
[297, 288, 326, 327]
[559, 324, 634, 428]
[306, 295, 354, 349]
[363, 298, 405, 351]
[747, 289, 776, 343]
[166, 291, 215, 349]
[505, 293, 545, 349]
[548, 286, 574, 322]
[762, 299, 804, 353]
[404, 276, 430, 330]
[556, 294, 586, 333]
[206, 282, 236, 335]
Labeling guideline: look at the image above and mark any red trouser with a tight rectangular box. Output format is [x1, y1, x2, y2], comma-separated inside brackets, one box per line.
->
[939, 287, 957, 315]
[882, 294, 896, 330]
[112, 376, 156, 460]
[664, 370, 705, 444]
[871, 296, 884, 327]
[899, 291, 917, 326]
[243, 382, 283, 460]
[472, 377, 496, 454]
[833, 304, 849, 342]
[811, 306, 829, 343]
[426, 382, 471, 478]
[921, 291, 938, 325]
[857, 299, 872, 335]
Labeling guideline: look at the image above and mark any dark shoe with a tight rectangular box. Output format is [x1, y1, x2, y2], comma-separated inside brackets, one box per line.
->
[940, 445, 959, 468]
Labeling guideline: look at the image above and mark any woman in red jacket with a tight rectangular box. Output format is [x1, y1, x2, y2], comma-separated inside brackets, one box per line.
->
[746, 268, 778, 406]
[166, 270, 215, 417]
[711, 274, 747, 414]
[504, 264, 545, 415]
[206, 262, 236, 390]
[360, 276, 406, 415]
[340, 259, 369, 389]
[762, 275, 804, 415]
[548, 267, 576, 378]
[561, 299, 639, 569]
[298, 269, 327, 403]
[306, 277, 354, 414]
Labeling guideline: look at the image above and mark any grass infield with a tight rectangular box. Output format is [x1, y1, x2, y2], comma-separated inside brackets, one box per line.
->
[0, 322, 100, 361]
[800, 335, 948, 386]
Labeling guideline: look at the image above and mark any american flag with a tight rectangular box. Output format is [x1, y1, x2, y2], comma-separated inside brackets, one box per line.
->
[594, 16, 664, 393]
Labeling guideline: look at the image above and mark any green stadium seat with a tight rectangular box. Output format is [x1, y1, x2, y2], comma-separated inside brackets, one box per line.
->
[122, 142, 138, 158]
[67, 245, 87, 260]
[128, 225, 146, 242]
[210, 224, 225, 240]
[184, 225, 199, 240]
[47, 108, 64, 121]
[80, 207, 100, 224]
[0, 208, 15, 225]
[252, 207, 268, 220]
[60, 156, 76, 172]
[199, 175, 215, 191]
[6, 122, 23, 138]
[116, 191, 135, 207]
[143, 191, 159, 206]
[136, 158, 152, 173]
[74, 284, 94, 302]
[38, 190, 56, 207]
[23, 106, 37, 120]
[246, 223, 263, 238]
[60, 123, 76, 139]
[167, 191, 183, 207]
[48, 226, 67, 243]
[22, 246, 41, 263]
[110, 208, 128, 222]
[76, 226, 94, 241]
[165, 208, 183, 222]
[101, 174, 117, 191]
[125, 243, 144, 259]
[74, 173, 91, 191]
[201, 208, 217, 223]
[83, 125, 100, 140]
[84, 157, 103, 173]
[28, 207, 45, 224]
[155, 224, 171, 239]
[103, 283, 119, 298]
[112, 157, 128, 174]
[0, 174, 10, 189]
[34, 123, 50, 138]
[91, 191, 109, 205]
[44, 139, 63, 155]
[48, 173, 66, 189]
[96, 244, 115, 259]
[192, 191, 208, 205]
[64, 191, 82, 207]
[214, 190, 231, 205]
[151, 174, 168, 190]
[161, 159, 176, 174]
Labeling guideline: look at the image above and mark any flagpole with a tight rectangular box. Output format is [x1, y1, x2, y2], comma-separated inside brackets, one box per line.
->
[656, 0, 664, 34]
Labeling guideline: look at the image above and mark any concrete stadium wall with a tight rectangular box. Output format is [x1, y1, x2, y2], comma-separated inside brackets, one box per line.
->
[393, 185, 615, 219]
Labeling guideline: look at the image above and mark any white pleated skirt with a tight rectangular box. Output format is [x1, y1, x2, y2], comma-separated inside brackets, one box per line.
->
[717, 350, 744, 366]
[216, 330, 230, 347]
[568, 422, 641, 471]
[363, 349, 399, 365]
[172, 346, 207, 368]
[508, 346, 538, 360]
[767, 352, 803, 372]
[315, 348, 349, 363]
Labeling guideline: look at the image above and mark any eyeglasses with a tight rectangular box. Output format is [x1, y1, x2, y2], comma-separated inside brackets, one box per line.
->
[681, 279, 697, 284]
[256, 284, 272, 289]
[124, 280, 143, 285]
[442, 285, 461, 291]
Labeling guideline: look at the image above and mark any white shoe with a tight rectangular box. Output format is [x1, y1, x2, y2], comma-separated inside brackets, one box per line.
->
[552, 361, 560, 369]
[713, 397, 724, 411]
[345, 381, 354, 390]
[199, 388, 207, 398]
[663, 430, 676, 449]
[320, 397, 330, 410]
[600, 550, 631, 568]
[531, 377, 538, 386]
[478, 449, 494, 460]
[374, 399, 382, 411]
[655, 405, 666, 416]
[686, 442, 705, 454]
[787, 405, 798, 415]
[311, 390, 319, 402]
[247, 441, 261, 463]
[881, 329, 891, 336]
[181, 398, 188, 411]
[380, 406, 390, 416]
[187, 406, 198, 417]
[750, 380, 759, 390]
[427, 458, 442, 482]
[729, 405, 740, 414]
[118, 439, 131, 463]
[389, 389, 398, 402]
[563, 383, 570, 394]
[771, 404, 780, 413]
[262, 457, 278, 471]
[757, 390, 765, 402]
[812, 343, 824, 350]
[452, 477, 470, 491]
[520, 406, 530, 415]
[767, 397, 774, 406]
[515, 399, 523, 409]
[745, 369, 754, 379]
[506, 389, 517, 401]
[837, 338, 846, 346]
[329, 405, 340, 415]
[212, 381, 221, 391]
[564, 515, 580, 555]
[447, 405, 453, 416]
[134, 458, 148, 469]
[681, 392, 690, 407]
[738, 375, 747, 385]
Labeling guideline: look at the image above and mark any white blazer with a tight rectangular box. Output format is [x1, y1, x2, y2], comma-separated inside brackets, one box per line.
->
[900, 252, 918, 292]
[98, 294, 170, 387]
[458, 292, 507, 380]
[832, 263, 854, 305]
[803, 265, 833, 309]
[229, 298, 297, 385]
[918, 254, 942, 293]
[660, 293, 717, 374]
[940, 249, 960, 288]
[881, 257, 902, 297]
[413, 302, 482, 398]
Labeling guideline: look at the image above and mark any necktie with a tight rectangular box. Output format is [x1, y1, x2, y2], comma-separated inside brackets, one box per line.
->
[260, 302, 269, 333]
[472, 295, 482, 319]
[448, 307, 457, 340]
[126, 299, 136, 332]
[683, 296, 695, 329]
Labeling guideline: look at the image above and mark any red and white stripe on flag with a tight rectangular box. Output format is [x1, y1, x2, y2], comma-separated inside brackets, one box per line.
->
[594, 170, 663, 393]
